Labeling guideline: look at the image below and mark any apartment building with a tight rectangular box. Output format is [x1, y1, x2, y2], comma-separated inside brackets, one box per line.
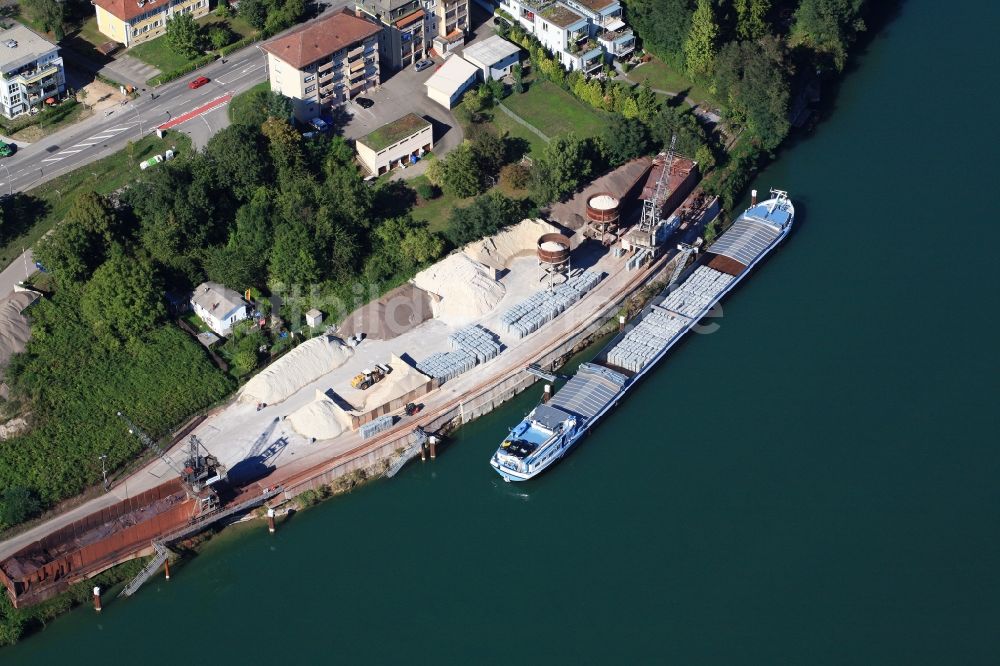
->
[430, 0, 469, 56]
[93, 0, 210, 47]
[262, 9, 381, 123]
[0, 25, 65, 120]
[355, 0, 468, 69]
[355, 113, 433, 175]
[499, 0, 634, 73]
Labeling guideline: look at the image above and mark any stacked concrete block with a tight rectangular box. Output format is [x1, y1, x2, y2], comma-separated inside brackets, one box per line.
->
[606, 308, 688, 373]
[500, 271, 604, 339]
[660, 267, 734, 318]
[417, 325, 502, 384]
[360, 414, 395, 440]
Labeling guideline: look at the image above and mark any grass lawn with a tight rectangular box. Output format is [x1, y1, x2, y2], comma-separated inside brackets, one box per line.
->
[0, 134, 193, 266]
[501, 80, 606, 140]
[130, 14, 258, 71]
[228, 80, 270, 122]
[625, 57, 718, 108]
[408, 174, 472, 233]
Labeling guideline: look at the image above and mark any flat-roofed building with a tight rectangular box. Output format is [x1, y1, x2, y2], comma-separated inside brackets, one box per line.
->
[462, 35, 521, 80]
[262, 9, 382, 123]
[424, 54, 478, 108]
[93, 0, 209, 47]
[0, 24, 65, 119]
[355, 0, 427, 70]
[355, 112, 433, 175]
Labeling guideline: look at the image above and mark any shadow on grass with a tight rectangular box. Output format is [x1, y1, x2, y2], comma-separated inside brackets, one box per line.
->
[0, 193, 50, 256]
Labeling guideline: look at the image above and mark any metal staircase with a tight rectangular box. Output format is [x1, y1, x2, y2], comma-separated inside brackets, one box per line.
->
[120, 542, 169, 598]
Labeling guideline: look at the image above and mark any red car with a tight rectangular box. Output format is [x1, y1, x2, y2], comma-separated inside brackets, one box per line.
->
[188, 76, 210, 89]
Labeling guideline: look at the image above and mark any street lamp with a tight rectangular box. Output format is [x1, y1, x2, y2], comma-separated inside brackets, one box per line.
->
[98, 454, 109, 491]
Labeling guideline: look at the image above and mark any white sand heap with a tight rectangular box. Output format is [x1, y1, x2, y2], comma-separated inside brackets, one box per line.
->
[287, 390, 354, 441]
[412, 252, 505, 326]
[361, 355, 431, 412]
[239, 336, 352, 405]
[463, 218, 560, 270]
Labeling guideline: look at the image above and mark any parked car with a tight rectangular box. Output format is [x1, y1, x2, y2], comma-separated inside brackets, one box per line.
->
[355, 97, 374, 109]
[188, 76, 210, 89]
[308, 117, 330, 132]
[0, 141, 16, 158]
[414, 59, 434, 72]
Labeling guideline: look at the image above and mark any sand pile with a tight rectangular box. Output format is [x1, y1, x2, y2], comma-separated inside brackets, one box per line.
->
[239, 336, 352, 405]
[413, 252, 505, 326]
[361, 355, 431, 412]
[287, 390, 354, 440]
[463, 218, 560, 270]
[337, 282, 433, 341]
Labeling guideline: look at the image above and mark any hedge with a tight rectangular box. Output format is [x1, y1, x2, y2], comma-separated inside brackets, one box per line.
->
[219, 32, 264, 57]
[148, 54, 218, 87]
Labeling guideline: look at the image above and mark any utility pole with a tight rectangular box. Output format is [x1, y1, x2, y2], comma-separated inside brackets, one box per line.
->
[0, 162, 11, 198]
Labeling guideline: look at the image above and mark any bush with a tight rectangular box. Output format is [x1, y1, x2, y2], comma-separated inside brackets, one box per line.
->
[0, 486, 41, 528]
[500, 163, 530, 190]
[415, 181, 439, 200]
[148, 54, 218, 86]
[220, 33, 263, 57]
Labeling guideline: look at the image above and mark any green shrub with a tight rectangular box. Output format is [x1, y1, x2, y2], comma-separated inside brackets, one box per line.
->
[148, 54, 218, 87]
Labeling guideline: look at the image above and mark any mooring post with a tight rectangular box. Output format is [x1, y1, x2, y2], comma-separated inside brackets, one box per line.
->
[542, 384, 551, 403]
[429, 436, 437, 460]
[420, 441, 427, 461]
[267, 507, 276, 534]
[619, 315, 626, 331]
[93, 586, 102, 612]
[164, 558, 170, 581]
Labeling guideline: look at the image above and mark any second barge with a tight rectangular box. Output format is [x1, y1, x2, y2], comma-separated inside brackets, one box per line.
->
[490, 189, 794, 481]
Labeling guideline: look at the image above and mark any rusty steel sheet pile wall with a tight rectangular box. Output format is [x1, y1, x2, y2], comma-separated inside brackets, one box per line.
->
[0, 479, 197, 607]
[350, 378, 439, 430]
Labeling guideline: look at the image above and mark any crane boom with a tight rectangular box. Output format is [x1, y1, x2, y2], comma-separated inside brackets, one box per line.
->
[116, 410, 184, 475]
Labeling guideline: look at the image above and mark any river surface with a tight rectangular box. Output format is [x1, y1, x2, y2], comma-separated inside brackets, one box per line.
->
[5, 1, 999, 663]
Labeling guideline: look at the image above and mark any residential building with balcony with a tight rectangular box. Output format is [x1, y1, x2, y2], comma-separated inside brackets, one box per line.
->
[0, 25, 65, 120]
[261, 9, 382, 123]
[498, 0, 634, 73]
[93, 0, 209, 48]
[430, 0, 469, 56]
[355, 0, 427, 70]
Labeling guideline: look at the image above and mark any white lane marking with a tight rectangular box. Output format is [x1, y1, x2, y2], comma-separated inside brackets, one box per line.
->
[90, 135, 114, 141]
[217, 65, 263, 85]
[57, 149, 84, 155]
[72, 142, 98, 147]
[41, 157, 64, 163]
[106, 126, 131, 134]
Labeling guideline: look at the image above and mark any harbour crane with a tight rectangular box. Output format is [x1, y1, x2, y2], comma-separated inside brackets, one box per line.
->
[639, 134, 677, 234]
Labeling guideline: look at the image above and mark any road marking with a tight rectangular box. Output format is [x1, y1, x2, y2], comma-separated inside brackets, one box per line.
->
[217, 65, 262, 85]
[58, 149, 84, 155]
[158, 93, 233, 130]
[41, 157, 64, 163]
[72, 142, 99, 147]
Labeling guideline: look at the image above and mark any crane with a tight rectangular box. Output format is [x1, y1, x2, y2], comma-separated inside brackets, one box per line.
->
[639, 134, 677, 233]
[116, 410, 183, 476]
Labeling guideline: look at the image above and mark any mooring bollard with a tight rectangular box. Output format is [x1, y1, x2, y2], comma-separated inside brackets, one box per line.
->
[93, 586, 102, 612]
[542, 384, 552, 403]
[429, 436, 437, 460]
[164, 559, 171, 581]
[619, 315, 626, 331]
[267, 508, 276, 534]
[421, 442, 427, 462]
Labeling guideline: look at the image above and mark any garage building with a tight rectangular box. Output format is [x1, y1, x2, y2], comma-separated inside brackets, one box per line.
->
[356, 113, 434, 176]
[424, 55, 480, 109]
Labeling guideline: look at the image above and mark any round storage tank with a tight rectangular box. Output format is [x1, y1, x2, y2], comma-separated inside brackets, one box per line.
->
[537, 233, 571, 267]
[586, 193, 620, 227]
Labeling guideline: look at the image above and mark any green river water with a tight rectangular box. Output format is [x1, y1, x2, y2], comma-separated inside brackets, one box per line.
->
[4, 1, 999, 662]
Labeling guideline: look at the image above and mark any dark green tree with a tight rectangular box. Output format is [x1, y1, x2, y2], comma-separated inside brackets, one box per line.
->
[0, 486, 41, 528]
[229, 88, 293, 127]
[268, 221, 320, 288]
[713, 36, 790, 150]
[684, 0, 719, 77]
[428, 144, 483, 198]
[204, 124, 272, 201]
[165, 13, 202, 59]
[445, 192, 527, 246]
[791, 0, 866, 71]
[238, 0, 268, 30]
[530, 133, 593, 204]
[734, 0, 771, 40]
[33, 191, 115, 288]
[626, 0, 694, 67]
[80, 250, 165, 347]
[601, 117, 652, 166]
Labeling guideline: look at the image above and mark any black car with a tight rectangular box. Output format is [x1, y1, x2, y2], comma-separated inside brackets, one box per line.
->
[414, 59, 434, 72]
[355, 97, 374, 109]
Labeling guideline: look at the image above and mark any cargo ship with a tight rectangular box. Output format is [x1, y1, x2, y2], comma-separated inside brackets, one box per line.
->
[490, 189, 794, 482]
